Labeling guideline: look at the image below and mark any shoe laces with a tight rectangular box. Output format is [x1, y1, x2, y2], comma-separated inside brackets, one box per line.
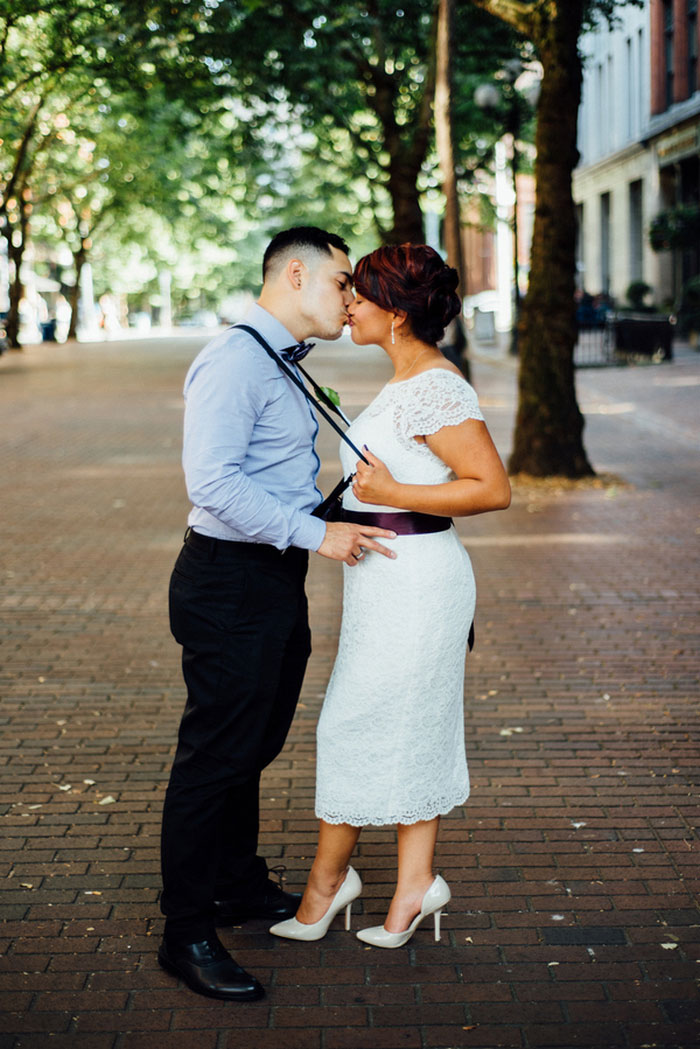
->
[268, 864, 287, 890]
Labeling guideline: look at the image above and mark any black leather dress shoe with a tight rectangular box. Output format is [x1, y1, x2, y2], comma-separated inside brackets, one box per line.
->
[214, 879, 302, 925]
[158, 936, 265, 1001]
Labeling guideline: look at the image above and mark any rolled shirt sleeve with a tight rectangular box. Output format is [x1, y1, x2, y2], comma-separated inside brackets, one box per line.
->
[182, 310, 328, 552]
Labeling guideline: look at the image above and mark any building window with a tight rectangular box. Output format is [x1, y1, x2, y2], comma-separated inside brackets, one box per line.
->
[607, 54, 614, 149]
[638, 27, 645, 122]
[596, 61, 604, 159]
[629, 38, 633, 138]
[601, 192, 611, 296]
[626, 37, 634, 139]
[689, 0, 698, 95]
[575, 204, 585, 291]
[629, 181, 643, 285]
[664, 0, 674, 108]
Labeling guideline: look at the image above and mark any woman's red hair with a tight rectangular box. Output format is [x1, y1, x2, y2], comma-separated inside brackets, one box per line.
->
[353, 244, 461, 344]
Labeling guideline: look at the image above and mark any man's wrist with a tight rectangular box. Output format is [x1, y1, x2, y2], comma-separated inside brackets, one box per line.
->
[292, 512, 327, 552]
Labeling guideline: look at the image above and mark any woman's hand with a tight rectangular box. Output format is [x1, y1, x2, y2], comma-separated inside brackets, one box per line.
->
[351, 421, 511, 518]
[352, 447, 399, 505]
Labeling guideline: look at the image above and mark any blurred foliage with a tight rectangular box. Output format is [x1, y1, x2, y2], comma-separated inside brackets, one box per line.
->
[1, 1, 236, 332]
[625, 280, 653, 310]
[1, 0, 527, 331]
[649, 203, 700, 253]
[180, 0, 525, 243]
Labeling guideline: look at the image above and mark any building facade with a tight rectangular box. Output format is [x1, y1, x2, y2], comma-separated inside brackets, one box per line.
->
[574, 0, 700, 309]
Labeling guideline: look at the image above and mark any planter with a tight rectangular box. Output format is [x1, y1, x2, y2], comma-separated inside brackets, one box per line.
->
[612, 313, 674, 361]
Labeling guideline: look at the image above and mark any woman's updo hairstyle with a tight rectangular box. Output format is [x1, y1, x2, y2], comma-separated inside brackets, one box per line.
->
[353, 244, 461, 345]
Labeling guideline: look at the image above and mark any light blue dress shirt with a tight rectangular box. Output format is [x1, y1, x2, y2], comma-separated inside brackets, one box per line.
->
[183, 303, 327, 552]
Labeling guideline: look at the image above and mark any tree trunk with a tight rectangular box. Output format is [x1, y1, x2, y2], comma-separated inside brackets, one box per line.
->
[6, 248, 24, 349]
[68, 245, 87, 341]
[434, 0, 471, 380]
[372, 9, 437, 245]
[385, 155, 425, 244]
[509, 2, 593, 477]
[3, 210, 29, 350]
[435, 0, 464, 293]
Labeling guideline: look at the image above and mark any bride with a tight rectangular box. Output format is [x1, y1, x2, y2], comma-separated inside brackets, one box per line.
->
[271, 243, 511, 948]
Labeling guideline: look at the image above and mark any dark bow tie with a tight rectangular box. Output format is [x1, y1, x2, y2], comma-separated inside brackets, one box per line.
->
[281, 340, 315, 363]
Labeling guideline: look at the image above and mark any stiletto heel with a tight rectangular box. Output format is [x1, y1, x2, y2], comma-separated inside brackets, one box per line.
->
[356, 875, 451, 949]
[269, 867, 362, 942]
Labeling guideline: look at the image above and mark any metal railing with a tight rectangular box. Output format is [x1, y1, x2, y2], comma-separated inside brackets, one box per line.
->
[574, 314, 675, 367]
[574, 322, 615, 367]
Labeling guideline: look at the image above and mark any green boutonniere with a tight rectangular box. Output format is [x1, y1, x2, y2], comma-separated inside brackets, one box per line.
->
[319, 386, 341, 407]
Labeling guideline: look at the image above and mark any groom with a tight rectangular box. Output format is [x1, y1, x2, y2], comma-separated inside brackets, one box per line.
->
[159, 226, 397, 1001]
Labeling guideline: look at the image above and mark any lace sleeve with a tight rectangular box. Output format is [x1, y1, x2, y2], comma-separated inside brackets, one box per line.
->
[397, 369, 484, 440]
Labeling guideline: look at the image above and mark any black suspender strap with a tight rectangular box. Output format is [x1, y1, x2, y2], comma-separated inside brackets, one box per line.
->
[233, 324, 369, 466]
[295, 360, 352, 426]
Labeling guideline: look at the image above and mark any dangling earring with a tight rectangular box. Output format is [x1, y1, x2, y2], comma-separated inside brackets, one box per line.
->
[391, 319, 396, 345]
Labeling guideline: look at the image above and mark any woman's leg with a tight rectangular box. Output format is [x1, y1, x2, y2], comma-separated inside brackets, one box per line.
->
[384, 817, 440, 932]
[295, 820, 362, 924]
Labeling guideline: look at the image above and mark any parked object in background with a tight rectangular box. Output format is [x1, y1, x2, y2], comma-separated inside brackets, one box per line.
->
[574, 287, 675, 367]
[613, 313, 675, 362]
[473, 307, 497, 343]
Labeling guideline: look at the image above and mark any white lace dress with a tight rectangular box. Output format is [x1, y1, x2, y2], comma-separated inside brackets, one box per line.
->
[315, 368, 484, 827]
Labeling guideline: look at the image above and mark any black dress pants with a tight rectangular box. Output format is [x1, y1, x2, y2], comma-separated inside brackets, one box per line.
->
[160, 531, 311, 942]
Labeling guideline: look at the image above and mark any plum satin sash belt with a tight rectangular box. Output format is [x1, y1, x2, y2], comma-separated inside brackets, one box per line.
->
[338, 508, 452, 535]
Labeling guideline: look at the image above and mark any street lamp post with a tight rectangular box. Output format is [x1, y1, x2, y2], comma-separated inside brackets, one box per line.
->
[505, 89, 521, 355]
[475, 59, 525, 356]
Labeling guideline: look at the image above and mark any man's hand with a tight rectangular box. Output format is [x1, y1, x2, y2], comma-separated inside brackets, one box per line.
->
[317, 522, 397, 566]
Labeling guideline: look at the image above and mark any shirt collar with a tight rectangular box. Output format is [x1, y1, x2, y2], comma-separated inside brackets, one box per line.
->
[244, 303, 298, 353]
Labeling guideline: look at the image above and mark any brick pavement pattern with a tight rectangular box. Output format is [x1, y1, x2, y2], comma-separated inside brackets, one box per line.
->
[1, 334, 699, 1049]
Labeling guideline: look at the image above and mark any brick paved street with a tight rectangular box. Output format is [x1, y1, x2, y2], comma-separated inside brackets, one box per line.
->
[1, 333, 699, 1049]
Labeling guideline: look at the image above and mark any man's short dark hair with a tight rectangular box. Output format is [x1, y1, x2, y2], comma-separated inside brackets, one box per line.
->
[262, 226, 350, 282]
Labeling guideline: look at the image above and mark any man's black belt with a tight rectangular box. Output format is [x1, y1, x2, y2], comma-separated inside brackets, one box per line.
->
[183, 527, 296, 560]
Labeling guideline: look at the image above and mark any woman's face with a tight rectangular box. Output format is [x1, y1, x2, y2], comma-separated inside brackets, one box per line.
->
[346, 293, 393, 347]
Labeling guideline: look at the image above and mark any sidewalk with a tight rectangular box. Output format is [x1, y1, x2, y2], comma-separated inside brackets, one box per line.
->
[1, 334, 698, 1049]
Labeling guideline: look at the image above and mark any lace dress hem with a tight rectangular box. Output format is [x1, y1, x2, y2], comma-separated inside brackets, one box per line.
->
[316, 789, 470, 828]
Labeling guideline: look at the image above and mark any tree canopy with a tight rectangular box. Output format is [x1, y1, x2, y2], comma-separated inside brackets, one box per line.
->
[179, 0, 523, 243]
[1, 0, 528, 346]
[1, 1, 247, 340]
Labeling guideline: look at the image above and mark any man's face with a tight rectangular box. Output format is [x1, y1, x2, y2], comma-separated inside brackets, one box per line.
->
[300, 246, 354, 340]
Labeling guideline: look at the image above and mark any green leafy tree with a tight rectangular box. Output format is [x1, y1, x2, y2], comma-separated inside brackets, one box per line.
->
[34, 83, 257, 333]
[179, 0, 521, 244]
[1, 2, 527, 343]
[0, 0, 222, 345]
[649, 203, 700, 253]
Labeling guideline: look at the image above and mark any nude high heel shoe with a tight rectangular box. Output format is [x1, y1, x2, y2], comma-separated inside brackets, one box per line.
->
[355, 874, 450, 949]
[269, 866, 362, 941]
